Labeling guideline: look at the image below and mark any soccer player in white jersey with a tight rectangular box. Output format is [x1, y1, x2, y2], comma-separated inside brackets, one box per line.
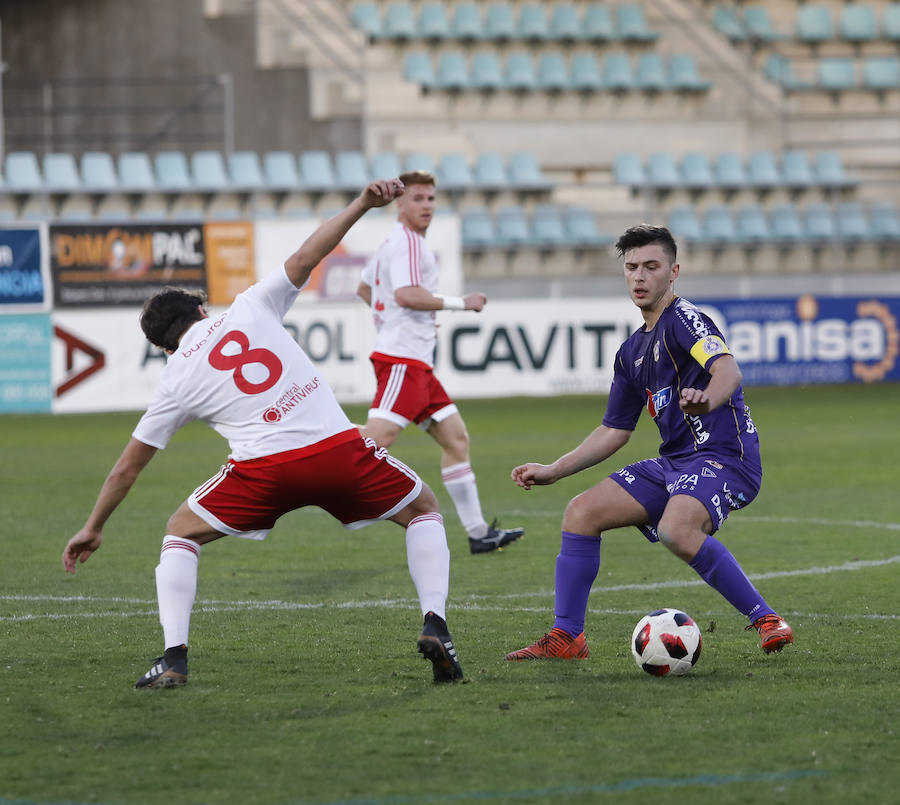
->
[61, 179, 464, 688]
[357, 170, 524, 555]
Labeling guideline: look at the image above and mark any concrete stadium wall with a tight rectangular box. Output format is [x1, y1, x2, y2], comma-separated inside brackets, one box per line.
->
[0, 0, 363, 155]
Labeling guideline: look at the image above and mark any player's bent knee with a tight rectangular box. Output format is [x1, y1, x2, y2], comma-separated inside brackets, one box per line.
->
[561, 494, 602, 536]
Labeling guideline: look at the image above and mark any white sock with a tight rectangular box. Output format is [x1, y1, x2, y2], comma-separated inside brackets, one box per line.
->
[155, 535, 200, 649]
[405, 513, 450, 620]
[441, 462, 488, 539]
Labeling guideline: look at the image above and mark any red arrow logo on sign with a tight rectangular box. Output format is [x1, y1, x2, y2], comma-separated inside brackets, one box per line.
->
[54, 325, 106, 397]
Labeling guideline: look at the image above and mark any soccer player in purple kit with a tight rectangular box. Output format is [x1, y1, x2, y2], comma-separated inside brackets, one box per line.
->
[505, 224, 793, 661]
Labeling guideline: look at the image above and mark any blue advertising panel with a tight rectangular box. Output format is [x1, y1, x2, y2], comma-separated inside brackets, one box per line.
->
[0, 228, 45, 307]
[0, 314, 53, 411]
[696, 295, 900, 386]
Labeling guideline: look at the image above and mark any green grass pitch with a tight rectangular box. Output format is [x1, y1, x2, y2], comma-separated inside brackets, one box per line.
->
[1, 384, 898, 805]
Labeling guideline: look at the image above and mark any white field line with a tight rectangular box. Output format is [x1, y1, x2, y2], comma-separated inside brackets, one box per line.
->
[2, 554, 898, 623]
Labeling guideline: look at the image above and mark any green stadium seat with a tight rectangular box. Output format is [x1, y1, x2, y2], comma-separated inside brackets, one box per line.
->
[471, 51, 504, 90]
[796, 5, 834, 44]
[616, 4, 658, 42]
[370, 152, 402, 180]
[869, 201, 900, 241]
[736, 203, 772, 243]
[764, 54, 812, 91]
[583, 4, 614, 43]
[227, 151, 265, 190]
[437, 153, 474, 190]
[803, 202, 837, 242]
[680, 153, 716, 190]
[537, 52, 570, 92]
[570, 53, 603, 92]
[714, 152, 748, 189]
[495, 205, 531, 246]
[668, 206, 703, 242]
[190, 151, 230, 191]
[748, 151, 783, 188]
[81, 152, 119, 191]
[530, 204, 567, 246]
[669, 54, 712, 92]
[350, 2, 382, 38]
[450, 2, 482, 40]
[636, 53, 670, 92]
[769, 203, 804, 243]
[404, 51, 436, 88]
[382, 2, 417, 40]
[549, 4, 582, 42]
[263, 151, 301, 189]
[42, 153, 81, 192]
[701, 204, 738, 244]
[836, 201, 870, 241]
[404, 152, 436, 174]
[299, 151, 336, 191]
[613, 153, 647, 188]
[884, 4, 900, 42]
[781, 150, 814, 189]
[646, 153, 680, 189]
[154, 151, 192, 190]
[712, 7, 747, 42]
[474, 152, 508, 189]
[566, 207, 610, 247]
[118, 152, 156, 191]
[818, 57, 857, 92]
[334, 151, 370, 189]
[435, 50, 470, 91]
[484, 2, 517, 41]
[508, 152, 550, 189]
[461, 206, 499, 248]
[744, 5, 786, 43]
[418, 1, 450, 40]
[840, 4, 877, 43]
[505, 52, 537, 91]
[518, 3, 550, 41]
[863, 56, 900, 90]
[813, 151, 856, 188]
[603, 52, 636, 92]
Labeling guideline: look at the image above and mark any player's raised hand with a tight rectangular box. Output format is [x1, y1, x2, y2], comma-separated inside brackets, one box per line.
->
[511, 462, 558, 490]
[679, 387, 712, 416]
[62, 527, 103, 574]
[361, 178, 405, 209]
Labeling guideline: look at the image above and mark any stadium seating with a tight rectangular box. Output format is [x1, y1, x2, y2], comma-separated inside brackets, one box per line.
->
[370, 151, 402, 179]
[462, 206, 498, 249]
[404, 50, 436, 88]
[836, 201, 870, 241]
[570, 53, 603, 92]
[382, 2, 417, 41]
[840, 4, 878, 44]
[473, 152, 508, 189]
[549, 4, 581, 43]
[646, 152, 680, 190]
[536, 52, 570, 92]
[334, 151, 370, 190]
[505, 51, 538, 92]
[470, 52, 505, 91]
[744, 5, 785, 44]
[885, 5, 900, 42]
[450, 2, 481, 41]
[613, 153, 647, 189]
[154, 152, 193, 190]
[863, 56, 900, 90]
[769, 203, 805, 243]
[530, 204, 567, 247]
[42, 153, 82, 193]
[80, 152, 119, 191]
[228, 151, 266, 190]
[418, 2, 450, 40]
[351, 2, 382, 39]
[437, 153, 474, 190]
[484, 2, 517, 41]
[636, 53, 670, 93]
[869, 201, 900, 241]
[518, 3, 550, 42]
[190, 151, 230, 191]
[300, 151, 337, 192]
[781, 150, 815, 189]
[404, 152, 437, 174]
[495, 205, 531, 246]
[736, 203, 772, 243]
[583, 4, 615, 42]
[668, 206, 703, 242]
[615, 4, 658, 42]
[796, 5, 834, 45]
[669, 54, 712, 92]
[5, 152, 44, 191]
[802, 202, 837, 242]
[565, 207, 610, 247]
[818, 57, 857, 92]
[435, 50, 470, 91]
[507, 152, 549, 189]
[701, 204, 739, 245]
[263, 151, 301, 190]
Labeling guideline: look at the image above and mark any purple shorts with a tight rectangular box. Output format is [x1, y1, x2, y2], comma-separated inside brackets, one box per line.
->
[609, 454, 762, 542]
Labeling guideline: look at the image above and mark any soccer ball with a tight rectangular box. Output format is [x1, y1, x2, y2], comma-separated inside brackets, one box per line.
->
[631, 608, 702, 677]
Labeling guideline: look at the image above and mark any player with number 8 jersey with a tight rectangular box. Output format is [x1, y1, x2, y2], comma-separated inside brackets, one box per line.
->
[61, 179, 466, 688]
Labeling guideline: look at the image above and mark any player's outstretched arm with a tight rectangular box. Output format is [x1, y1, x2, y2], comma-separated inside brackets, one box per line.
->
[679, 355, 742, 416]
[62, 438, 158, 573]
[284, 179, 405, 289]
[512, 425, 631, 490]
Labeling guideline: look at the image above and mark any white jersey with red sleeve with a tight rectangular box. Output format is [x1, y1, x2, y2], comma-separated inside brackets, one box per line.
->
[132, 266, 355, 462]
[364, 221, 439, 367]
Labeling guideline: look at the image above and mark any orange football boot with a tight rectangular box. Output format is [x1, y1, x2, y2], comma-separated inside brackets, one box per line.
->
[746, 614, 794, 653]
[505, 627, 590, 660]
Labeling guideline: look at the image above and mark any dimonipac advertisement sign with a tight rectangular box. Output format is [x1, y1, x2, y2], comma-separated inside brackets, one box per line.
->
[697, 295, 900, 385]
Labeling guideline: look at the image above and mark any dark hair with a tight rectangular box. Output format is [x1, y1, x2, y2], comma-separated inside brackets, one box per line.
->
[398, 169, 436, 188]
[614, 224, 677, 264]
[140, 287, 207, 351]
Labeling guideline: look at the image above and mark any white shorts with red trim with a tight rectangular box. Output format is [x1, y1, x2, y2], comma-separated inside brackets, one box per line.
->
[187, 430, 422, 540]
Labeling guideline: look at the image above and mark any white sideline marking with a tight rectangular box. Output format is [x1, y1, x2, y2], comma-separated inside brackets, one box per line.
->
[2, 554, 898, 622]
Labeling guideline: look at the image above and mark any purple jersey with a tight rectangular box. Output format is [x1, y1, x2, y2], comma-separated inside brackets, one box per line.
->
[603, 297, 761, 470]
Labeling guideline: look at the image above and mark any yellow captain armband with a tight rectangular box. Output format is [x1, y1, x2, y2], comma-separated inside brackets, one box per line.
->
[690, 334, 732, 367]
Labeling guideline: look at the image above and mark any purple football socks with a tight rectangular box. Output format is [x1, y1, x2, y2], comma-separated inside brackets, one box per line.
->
[689, 535, 775, 621]
[553, 531, 602, 638]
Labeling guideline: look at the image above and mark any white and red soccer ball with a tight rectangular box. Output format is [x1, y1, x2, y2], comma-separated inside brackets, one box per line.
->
[631, 608, 702, 676]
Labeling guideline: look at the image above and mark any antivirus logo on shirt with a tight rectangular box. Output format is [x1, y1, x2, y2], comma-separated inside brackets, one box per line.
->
[645, 386, 672, 418]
